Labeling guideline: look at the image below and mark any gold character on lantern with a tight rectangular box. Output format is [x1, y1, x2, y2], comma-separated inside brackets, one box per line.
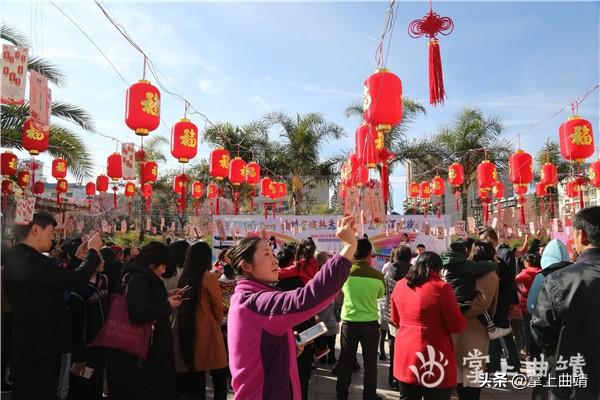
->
[152, 166, 157, 176]
[127, 186, 134, 194]
[492, 168, 498, 181]
[141, 92, 160, 117]
[269, 183, 276, 193]
[589, 167, 596, 181]
[362, 85, 372, 111]
[219, 155, 230, 169]
[26, 126, 44, 141]
[8, 159, 16, 170]
[570, 125, 592, 146]
[59, 181, 66, 190]
[433, 181, 441, 191]
[57, 162, 66, 173]
[448, 169, 456, 180]
[540, 170, 545, 182]
[23, 175, 30, 184]
[180, 128, 197, 148]
[246, 166, 255, 178]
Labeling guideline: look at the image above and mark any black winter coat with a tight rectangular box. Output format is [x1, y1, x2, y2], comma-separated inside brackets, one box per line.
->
[531, 248, 600, 400]
[106, 263, 176, 400]
[494, 244, 519, 327]
[2, 244, 100, 364]
[383, 261, 410, 324]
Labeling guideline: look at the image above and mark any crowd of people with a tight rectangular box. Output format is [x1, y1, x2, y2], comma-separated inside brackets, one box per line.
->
[1, 207, 599, 400]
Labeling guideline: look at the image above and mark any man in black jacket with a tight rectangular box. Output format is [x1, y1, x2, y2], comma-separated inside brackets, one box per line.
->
[2, 212, 103, 400]
[480, 227, 522, 373]
[531, 206, 600, 400]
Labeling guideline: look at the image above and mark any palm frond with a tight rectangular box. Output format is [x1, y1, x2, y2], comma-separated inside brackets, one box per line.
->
[27, 56, 65, 87]
[1, 101, 94, 131]
[1, 24, 30, 47]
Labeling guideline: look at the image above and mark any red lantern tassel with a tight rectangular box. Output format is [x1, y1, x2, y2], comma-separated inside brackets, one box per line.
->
[233, 191, 239, 215]
[216, 197, 220, 215]
[272, 202, 276, 218]
[195, 202, 199, 216]
[519, 197, 526, 225]
[455, 190, 459, 212]
[264, 204, 268, 219]
[549, 193, 554, 216]
[483, 201, 489, 225]
[436, 201, 441, 219]
[128, 200, 132, 215]
[428, 38, 446, 106]
[113, 188, 117, 208]
[57, 193, 61, 205]
[250, 191, 255, 213]
[381, 163, 389, 210]
[579, 184, 584, 209]
[145, 197, 151, 213]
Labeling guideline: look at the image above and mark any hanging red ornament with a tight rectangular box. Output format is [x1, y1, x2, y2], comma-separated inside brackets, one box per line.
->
[96, 175, 109, 193]
[124, 181, 136, 214]
[419, 181, 431, 199]
[125, 80, 161, 136]
[16, 170, 30, 190]
[535, 182, 547, 197]
[142, 183, 153, 212]
[260, 177, 272, 198]
[509, 150, 534, 225]
[447, 162, 464, 212]
[173, 174, 188, 213]
[363, 69, 403, 134]
[22, 119, 49, 155]
[142, 161, 158, 184]
[51, 158, 68, 179]
[245, 161, 261, 185]
[170, 118, 199, 163]
[191, 181, 203, 199]
[431, 176, 445, 196]
[1, 152, 17, 177]
[56, 178, 68, 204]
[135, 148, 146, 162]
[107, 153, 123, 181]
[479, 188, 491, 225]
[2, 180, 13, 195]
[32, 181, 44, 195]
[588, 160, 600, 188]
[559, 115, 594, 163]
[408, 2, 454, 106]
[477, 160, 497, 190]
[229, 157, 247, 186]
[355, 165, 369, 187]
[209, 148, 230, 180]
[355, 124, 378, 168]
[86, 182, 96, 196]
[540, 162, 558, 186]
[565, 180, 580, 198]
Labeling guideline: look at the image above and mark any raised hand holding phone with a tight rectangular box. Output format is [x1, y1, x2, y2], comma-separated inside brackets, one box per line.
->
[87, 232, 103, 252]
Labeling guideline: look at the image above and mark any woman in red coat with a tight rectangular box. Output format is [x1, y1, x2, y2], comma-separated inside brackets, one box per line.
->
[390, 252, 466, 399]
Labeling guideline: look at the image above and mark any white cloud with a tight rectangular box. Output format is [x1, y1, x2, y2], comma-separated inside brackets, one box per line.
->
[249, 95, 271, 110]
[198, 79, 222, 95]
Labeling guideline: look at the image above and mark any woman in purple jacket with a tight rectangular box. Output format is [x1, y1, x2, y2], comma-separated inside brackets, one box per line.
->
[227, 216, 357, 400]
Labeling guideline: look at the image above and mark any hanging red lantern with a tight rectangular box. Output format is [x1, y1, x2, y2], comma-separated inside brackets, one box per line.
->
[170, 118, 199, 163]
[2, 180, 13, 194]
[477, 160, 497, 190]
[419, 181, 431, 199]
[536, 182, 547, 197]
[86, 182, 96, 196]
[355, 124, 378, 168]
[492, 181, 504, 199]
[1, 152, 17, 177]
[107, 153, 123, 181]
[51, 158, 68, 179]
[277, 182, 287, 198]
[229, 157, 247, 186]
[363, 69, 403, 134]
[173, 174, 188, 195]
[588, 161, 600, 188]
[125, 80, 161, 136]
[207, 182, 219, 199]
[142, 183, 153, 199]
[32, 181, 44, 195]
[513, 184, 528, 196]
[56, 179, 68, 194]
[479, 188, 492, 225]
[260, 177, 272, 197]
[509, 150, 534, 185]
[135, 148, 146, 162]
[142, 161, 158, 184]
[355, 165, 369, 187]
[22, 119, 49, 155]
[192, 181, 204, 199]
[565, 180, 580, 198]
[124, 182, 136, 198]
[559, 115, 594, 163]
[447, 162, 465, 212]
[245, 161, 261, 185]
[17, 170, 30, 189]
[209, 148, 230, 180]
[96, 175, 109, 193]
[540, 162, 558, 186]
[431, 176, 445, 196]
[409, 181, 420, 198]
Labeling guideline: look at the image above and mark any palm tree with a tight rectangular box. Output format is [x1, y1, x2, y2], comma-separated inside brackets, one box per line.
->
[264, 112, 345, 214]
[1, 24, 94, 180]
[432, 107, 513, 219]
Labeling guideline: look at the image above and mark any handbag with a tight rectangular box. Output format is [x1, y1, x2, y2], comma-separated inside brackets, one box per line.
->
[91, 276, 154, 359]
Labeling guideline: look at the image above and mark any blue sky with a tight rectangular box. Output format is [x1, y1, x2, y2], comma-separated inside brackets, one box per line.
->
[3, 1, 599, 212]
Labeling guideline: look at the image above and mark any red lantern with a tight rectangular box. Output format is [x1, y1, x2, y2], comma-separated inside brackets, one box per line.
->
[2, 180, 13, 194]
[447, 163, 464, 187]
[509, 150, 534, 185]
[86, 182, 96, 196]
[207, 183, 219, 199]
[536, 182, 547, 197]
[135, 148, 146, 162]
[22, 119, 49, 155]
[56, 178, 68, 194]
[363, 69, 403, 133]
[96, 175, 109, 193]
[142, 183, 153, 199]
[565, 180, 580, 198]
[209, 148, 230, 180]
[540, 163, 558, 186]
[107, 153, 123, 181]
[277, 182, 287, 198]
[17, 170, 30, 189]
[124, 182, 136, 197]
[559, 115, 594, 163]
[588, 161, 600, 188]
[492, 181, 504, 199]
[419, 181, 431, 199]
[477, 160, 497, 190]
[260, 177, 272, 197]
[245, 161, 261, 185]
[355, 165, 369, 187]
[355, 124, 377, 168]
[431, 176, 445, 196]
[125, 80, 161, 136]
[173, 174, 188, 195]
[409, 181, 420, 198]
[51, 158, 68, 179]
[513, 184, 528, 196]
[1, 152, 17, 177]
[142, 161, 158, 184]
[32, 181, 44, 195]
[192, 181, 204, 198]
[170, 118, 199, 163]
[229, 157, 247, 186]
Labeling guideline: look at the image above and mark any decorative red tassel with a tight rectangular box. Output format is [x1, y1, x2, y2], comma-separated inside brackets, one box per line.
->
[549, 194, 554, 216]
[264, 204, 268, 219]
[579, 185, 584, 209]
[145, 197, 150, 213]
[113, 188, 118, 208]
[381, 164, 389, 209]
[216, 197, 220, 215]
[128, 200, 132, 215]
[233, 191, 239, 215]
[272, 202, 276, 218]
[436, 202, 441, 219]
[250, 191, 255, 213]
[429, 38, 446, 106]
[195, 202, 199, 216]
[57, 193, 61, 205]
[483, 201, 489, 225]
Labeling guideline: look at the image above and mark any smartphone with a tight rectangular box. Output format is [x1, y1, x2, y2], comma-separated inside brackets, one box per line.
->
[179, 285, 192, 294]
[70, 364, 94, 379]
[296, 322, 328, 345]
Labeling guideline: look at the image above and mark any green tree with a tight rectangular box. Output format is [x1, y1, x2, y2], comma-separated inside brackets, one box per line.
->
[433, 107, 512, 219]
[264, 112, 345, 214]
[535, 139, 572, 219]
[1, 24, 94, 180]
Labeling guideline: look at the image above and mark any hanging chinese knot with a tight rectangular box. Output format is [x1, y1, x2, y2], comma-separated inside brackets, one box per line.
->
[408, 1, 454, 106]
